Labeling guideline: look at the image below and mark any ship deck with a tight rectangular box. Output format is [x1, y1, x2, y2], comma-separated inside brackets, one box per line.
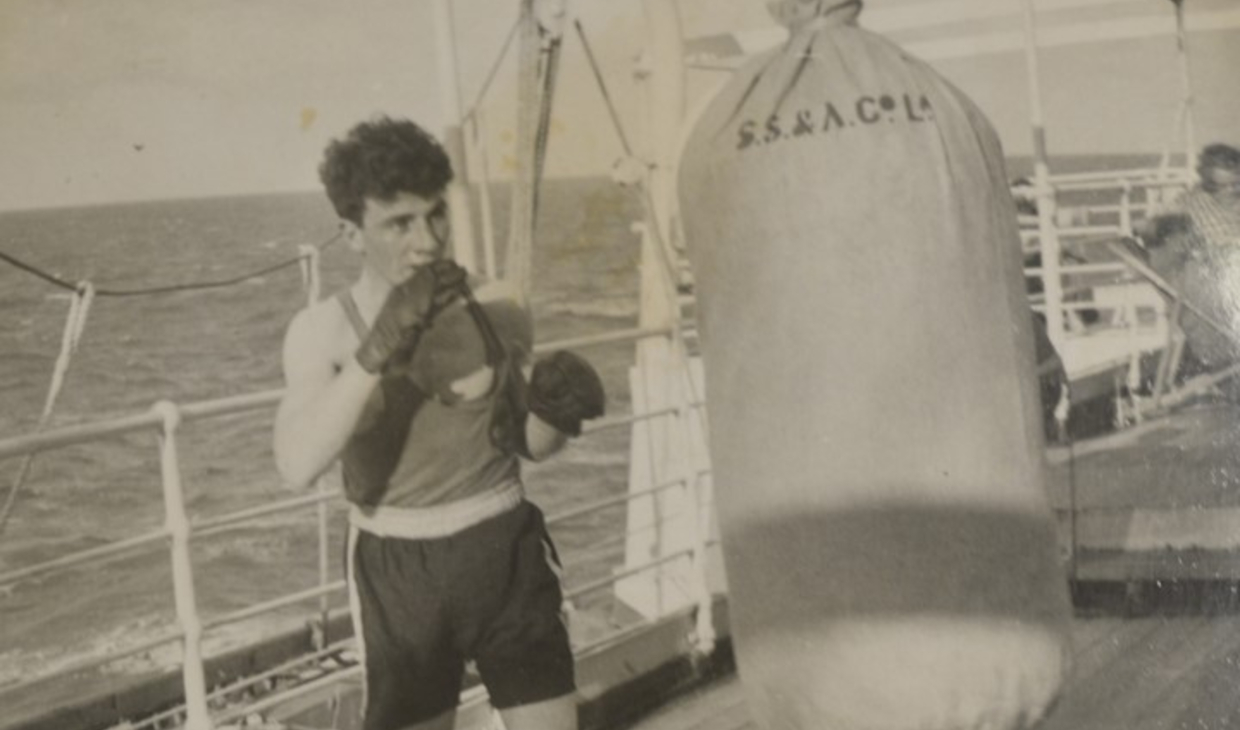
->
[627, 401, 1240, 730]
[7, 404, 1240, 730]
[628, 614, 1240, 730]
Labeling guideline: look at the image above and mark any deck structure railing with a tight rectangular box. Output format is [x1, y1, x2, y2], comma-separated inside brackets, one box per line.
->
[1020, 165, 1193, 416]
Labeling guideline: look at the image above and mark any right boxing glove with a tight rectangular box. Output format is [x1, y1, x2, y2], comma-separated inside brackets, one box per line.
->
[528, 350, 606, 437]
[355, 260, 467, 374]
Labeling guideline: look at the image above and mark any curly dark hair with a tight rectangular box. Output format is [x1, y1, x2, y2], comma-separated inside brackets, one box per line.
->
[319, 116, 454, 225]
[1199, 143, 1240, 176]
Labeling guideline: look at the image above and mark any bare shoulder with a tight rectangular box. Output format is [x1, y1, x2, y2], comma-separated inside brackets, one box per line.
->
[281, 297, 357, 380]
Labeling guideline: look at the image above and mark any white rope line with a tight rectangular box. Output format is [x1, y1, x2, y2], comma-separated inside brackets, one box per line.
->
[0, 282, 95, 538]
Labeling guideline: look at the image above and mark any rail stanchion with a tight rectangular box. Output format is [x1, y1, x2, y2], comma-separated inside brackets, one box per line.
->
[312, 476, 332, 651]
[298, 244, 322, 305]
[1119, 180, 1133, 233]
[683, 460, 715, 655]
[297, 243, 333, 648]
[153, 401, 213, 730]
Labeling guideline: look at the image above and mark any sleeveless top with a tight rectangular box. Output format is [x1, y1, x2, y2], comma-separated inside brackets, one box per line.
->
[337, 291, 522, 513]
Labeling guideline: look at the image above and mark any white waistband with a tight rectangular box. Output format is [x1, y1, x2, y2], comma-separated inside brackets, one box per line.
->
[349, 480, 525, 540]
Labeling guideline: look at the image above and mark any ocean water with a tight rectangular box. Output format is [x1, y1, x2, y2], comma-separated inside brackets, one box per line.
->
[0, 178, 643, 694]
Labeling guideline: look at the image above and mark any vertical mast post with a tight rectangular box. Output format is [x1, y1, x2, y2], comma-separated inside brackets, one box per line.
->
[639, 0, 685, 249]
[1020, 0, 1065, 348]
[433, 0, 478, 273]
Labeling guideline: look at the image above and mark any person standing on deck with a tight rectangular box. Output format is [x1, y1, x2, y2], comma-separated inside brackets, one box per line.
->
[1142, 143, 1240, 254]
[1141, 143, 1240, 373]
[273, 116, 604, 730]
[1171, 143, 1240, 250]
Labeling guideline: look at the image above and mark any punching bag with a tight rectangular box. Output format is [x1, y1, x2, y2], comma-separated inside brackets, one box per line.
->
[677, 3, 1072, 729]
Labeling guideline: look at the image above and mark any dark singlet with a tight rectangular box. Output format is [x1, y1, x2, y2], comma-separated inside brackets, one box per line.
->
[336, 291, 520, 511]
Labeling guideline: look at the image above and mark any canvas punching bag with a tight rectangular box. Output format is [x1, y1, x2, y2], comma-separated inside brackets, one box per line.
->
[677, 3, 1072, 729]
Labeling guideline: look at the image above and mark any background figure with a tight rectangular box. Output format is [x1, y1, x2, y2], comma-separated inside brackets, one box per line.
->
[678, 1, 1072, 728]
[1141, 143, 1240, 378]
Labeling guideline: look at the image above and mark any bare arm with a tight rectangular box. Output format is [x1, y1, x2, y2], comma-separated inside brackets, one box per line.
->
[273, 305, 379, 488]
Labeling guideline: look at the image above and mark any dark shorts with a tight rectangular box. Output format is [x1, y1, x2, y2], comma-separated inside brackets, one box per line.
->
[348, 500, 575, 729]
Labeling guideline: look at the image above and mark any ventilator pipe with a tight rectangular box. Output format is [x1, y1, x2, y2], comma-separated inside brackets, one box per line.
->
[153, 401, 213, 730]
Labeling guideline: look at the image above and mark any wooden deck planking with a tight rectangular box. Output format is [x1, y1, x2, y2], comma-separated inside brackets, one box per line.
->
[626, 616, 1240, 730]
[626, 675, 751, 730]
[1041, 618, 1210, 730]
[1063, 617, 1167, 682]
[1125, 617, 1240, 730]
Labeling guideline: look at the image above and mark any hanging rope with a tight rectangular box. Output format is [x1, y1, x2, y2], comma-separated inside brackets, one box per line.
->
[575, 19, 634, 157]
[574, 18, 712, 440]
[0, 230, 339, 298]
[0, 282, 95, 538]
[531, 31, 563, 225]
[465, 16, 521, 123]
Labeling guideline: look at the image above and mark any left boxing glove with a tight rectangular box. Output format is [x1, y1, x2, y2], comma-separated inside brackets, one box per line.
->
[355, 260, 467, 374]
[528, 350, 605, 436]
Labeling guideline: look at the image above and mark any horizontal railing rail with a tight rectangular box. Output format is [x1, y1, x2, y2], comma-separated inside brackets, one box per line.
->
[0, 404, 700, 596]
[0, 321, 700, 713]
[1047, 170, 1192, 191]
[201, 582, 348, 632]
[0, 327, 717, 713]
[1024, 262, 1132, 277]
[0, 327, 676, 463]
[0, 527, 170, 587]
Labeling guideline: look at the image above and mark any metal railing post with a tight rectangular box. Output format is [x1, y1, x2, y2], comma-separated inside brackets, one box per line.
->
[153, 401, 213, 730]
[297, 243, 333, 646]
[298, 244, 322, 305]
[1119, 180, 1133, 233]
[312, 476, 331, 651]
[683, 457, 715, 654]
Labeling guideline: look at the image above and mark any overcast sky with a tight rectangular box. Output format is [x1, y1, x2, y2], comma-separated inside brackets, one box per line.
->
[1, 0, 1237, 211]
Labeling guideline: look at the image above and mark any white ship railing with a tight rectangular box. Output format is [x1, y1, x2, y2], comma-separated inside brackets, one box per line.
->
[0, 319, 712, 730]
[1019, 165, 1191, 405]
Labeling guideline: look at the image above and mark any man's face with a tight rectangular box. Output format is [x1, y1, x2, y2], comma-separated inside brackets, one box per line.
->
[352, 191, 451, 285]
[1203, 166, 1240, 208]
